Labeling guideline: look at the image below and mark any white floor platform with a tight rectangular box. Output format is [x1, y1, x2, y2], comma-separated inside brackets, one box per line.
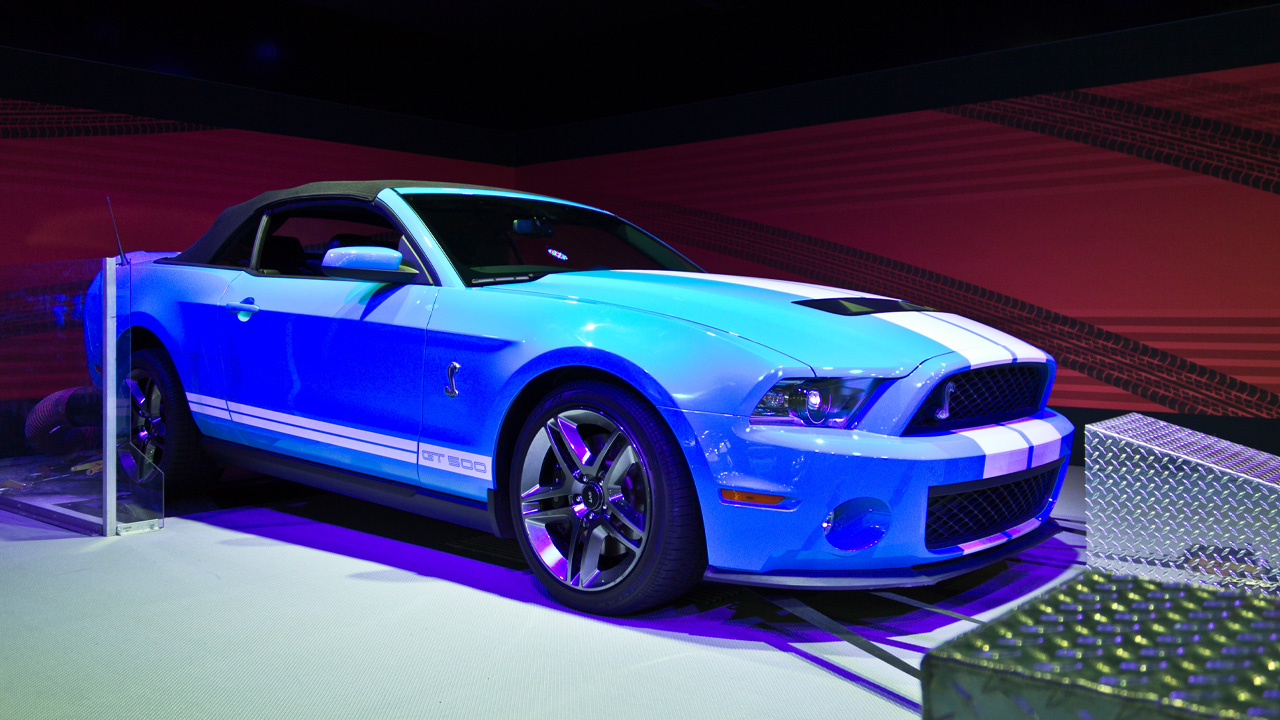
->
[0, 467, 1087, 719]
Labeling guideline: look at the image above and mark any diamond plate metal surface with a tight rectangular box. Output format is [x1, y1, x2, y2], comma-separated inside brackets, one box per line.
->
[922, 571, 1280, 720]
[1086, 413, 1280, 595]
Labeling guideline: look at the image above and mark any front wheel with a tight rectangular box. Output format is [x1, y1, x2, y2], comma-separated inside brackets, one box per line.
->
[509, 380, 705, 615]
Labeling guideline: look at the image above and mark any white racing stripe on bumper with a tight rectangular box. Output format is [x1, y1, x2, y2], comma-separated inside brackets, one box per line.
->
[957, 517, 1043, 556]
[1017, 418, 1066, 468]
[953, 417, 1070, 478]
[955, 425, 1030, 478]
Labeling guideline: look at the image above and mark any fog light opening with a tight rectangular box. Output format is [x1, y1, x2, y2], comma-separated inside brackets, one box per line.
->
[823, 497, 891, 552]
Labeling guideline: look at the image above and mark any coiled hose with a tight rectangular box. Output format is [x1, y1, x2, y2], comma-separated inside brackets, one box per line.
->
[24, 386, 103, 455]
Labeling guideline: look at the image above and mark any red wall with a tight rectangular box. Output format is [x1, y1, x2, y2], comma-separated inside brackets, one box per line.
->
[514, 64, 1280, 417]
[0, 105, 512, 266]
[3, 65, 1278, 421]
[0, 104, 511, 404]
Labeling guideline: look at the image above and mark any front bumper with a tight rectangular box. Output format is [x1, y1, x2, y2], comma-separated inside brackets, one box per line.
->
[663, 406, 1074, 579]
[705, 519, 1064, 590]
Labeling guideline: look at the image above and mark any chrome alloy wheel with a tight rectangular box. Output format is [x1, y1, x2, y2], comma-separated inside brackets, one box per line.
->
[518, 408, 650, 591]
[125, 371, 167, 473]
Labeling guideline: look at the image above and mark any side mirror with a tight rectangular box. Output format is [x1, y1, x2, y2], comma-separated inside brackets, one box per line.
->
[320, 246, 419, 283]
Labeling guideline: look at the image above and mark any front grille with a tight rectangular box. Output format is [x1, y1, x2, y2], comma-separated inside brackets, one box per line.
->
[924, 461, 1061, 550]
[905, 363, 1047, 434]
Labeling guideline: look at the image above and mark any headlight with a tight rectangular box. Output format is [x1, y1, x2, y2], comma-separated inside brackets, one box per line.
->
[751, 378, 881, 428]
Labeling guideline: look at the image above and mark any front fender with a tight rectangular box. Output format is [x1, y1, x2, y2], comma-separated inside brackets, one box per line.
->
[419, 286, 813, 494]
[479, 286, 814, 417]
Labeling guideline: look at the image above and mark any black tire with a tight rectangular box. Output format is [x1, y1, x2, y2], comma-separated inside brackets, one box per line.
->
[126, 348, 221, 496]
[509, 380, 706, 615]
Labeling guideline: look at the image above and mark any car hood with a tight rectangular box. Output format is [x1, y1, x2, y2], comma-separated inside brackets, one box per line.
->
[501, 270, 1036, 377]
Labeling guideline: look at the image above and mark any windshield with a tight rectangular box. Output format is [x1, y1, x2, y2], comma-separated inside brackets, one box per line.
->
[401, 193, 702, 286]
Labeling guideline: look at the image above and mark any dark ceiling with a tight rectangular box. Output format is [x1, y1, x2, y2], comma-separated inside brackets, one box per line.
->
[2, 1, 1278, 131]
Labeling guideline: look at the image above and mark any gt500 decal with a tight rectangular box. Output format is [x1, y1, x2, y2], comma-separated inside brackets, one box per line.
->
[419, 443, 491, 480]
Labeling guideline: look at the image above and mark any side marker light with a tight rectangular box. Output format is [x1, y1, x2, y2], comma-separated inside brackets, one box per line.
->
[720, 489, 786, 506]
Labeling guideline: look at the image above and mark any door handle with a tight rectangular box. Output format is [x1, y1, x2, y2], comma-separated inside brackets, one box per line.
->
[221, 298, 260, 318]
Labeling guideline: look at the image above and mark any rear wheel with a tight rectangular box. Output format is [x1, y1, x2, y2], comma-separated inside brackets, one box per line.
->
[509, 380, 705, 615]
[125, 348, 220, 496]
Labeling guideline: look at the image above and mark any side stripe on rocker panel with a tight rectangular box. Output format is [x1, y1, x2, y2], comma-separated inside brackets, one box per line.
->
[187, 395, 492, 481]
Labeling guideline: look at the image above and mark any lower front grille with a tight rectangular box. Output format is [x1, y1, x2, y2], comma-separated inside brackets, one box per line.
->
[925, 460, 1063, 550]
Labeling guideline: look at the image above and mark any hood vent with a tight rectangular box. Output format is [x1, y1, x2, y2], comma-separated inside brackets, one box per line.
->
[793, 297, 933, 316]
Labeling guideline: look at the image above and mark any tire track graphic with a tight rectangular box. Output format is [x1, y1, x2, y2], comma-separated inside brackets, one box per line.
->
[600, 196, 1279, 418]
[1, 99, 212, 139]
[944, 90, 1280, 195]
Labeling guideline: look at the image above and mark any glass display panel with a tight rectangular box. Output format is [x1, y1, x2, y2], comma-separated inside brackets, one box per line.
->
[0, 257, 162, 535]
[116, 257, 164, 533]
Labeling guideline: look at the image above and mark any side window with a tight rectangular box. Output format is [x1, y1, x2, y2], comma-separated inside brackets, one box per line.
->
[252, 203, 430, 282]
[209, 215, 263, 268]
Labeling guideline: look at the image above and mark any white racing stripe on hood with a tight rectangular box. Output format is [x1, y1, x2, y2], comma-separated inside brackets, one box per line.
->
[875, 312, 1015, 367]
[618, 270, 889, 300]
[928, 313, 1049, 364]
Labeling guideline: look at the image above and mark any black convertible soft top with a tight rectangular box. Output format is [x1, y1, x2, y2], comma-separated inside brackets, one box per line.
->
[172, 180, 515, 265]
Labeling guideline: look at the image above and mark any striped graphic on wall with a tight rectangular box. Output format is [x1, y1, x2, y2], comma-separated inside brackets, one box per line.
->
[1053, 313, 1280, 410]
[593, 195, 1280, 419]
[0, 261, 99, 402]
[0, 99, 212, 139]
[1085, 74, 1280, 136]
[943, 90, 1280, 195]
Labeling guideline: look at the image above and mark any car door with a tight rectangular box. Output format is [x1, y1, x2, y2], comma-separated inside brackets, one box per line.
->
[218, 200, 437, 486]
[416, 285, 526, 501]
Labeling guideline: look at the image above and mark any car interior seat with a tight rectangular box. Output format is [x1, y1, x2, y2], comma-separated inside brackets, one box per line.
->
[257, 235, 308, 275]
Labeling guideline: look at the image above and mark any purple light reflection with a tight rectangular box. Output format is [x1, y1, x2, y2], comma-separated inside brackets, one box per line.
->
[194, 505, 555, 608]
[188, 500, 1083, 712]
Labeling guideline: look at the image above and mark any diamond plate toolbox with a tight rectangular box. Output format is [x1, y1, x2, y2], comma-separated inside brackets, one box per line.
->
[1085, 413, 1280, 595]
[921, 571, 1280, 720]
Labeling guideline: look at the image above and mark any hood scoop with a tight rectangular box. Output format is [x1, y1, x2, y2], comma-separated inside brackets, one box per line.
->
[793, 297, 934, 316]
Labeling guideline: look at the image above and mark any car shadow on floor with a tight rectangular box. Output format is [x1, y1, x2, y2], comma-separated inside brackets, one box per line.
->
[179, 471, 1086, 712]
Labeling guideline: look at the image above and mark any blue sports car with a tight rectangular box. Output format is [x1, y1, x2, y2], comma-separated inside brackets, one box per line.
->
[85, 181, 1073, 615]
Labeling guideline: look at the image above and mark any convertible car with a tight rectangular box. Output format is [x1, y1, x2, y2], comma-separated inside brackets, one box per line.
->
[85, 181, 1073, 615]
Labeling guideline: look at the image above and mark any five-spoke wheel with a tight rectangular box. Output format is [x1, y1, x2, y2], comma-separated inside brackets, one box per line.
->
[519, 408, 650, 591]
[510, 380, 705, 615]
